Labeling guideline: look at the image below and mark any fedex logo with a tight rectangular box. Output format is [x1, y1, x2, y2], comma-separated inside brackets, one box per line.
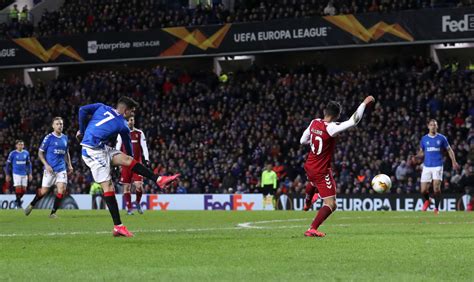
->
[442, 14, 474, 32]
[122, 195, 169, 210]
[204, 194, 255, 210]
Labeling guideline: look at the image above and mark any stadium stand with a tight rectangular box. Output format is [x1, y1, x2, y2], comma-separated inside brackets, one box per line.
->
[0, 57, 472, 196]
[1, 0, 473, 39]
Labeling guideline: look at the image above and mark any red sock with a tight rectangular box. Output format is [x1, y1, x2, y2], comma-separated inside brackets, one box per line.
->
[128, 159, 138, 169]
[135, 190, 143, 204]
[311, 205, 333, 230]
[15, 188, 24, 198]
[305, 183, 315, 201]
[124, 192, 132, 210]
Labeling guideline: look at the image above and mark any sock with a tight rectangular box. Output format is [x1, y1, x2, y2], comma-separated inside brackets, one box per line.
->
[422, 191, 430, 201]
[130, 160, 158, 182]
[136, 190, 143, 204]
[104, 191, 122, 225]
[311, 205, 334, 230]
[305, 183, 316, 203]
[434, 191, 441, 209]
[51, 193, 63, 214]
[124, 192, 132, 210]
[15, 188, 24, 207]
[30, 190, 45, 207]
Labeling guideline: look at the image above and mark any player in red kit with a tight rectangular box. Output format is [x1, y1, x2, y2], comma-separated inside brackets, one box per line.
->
[301, 96, 375, 237]
[116, 117, 150, 215]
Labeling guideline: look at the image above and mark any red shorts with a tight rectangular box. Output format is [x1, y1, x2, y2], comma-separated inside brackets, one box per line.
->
[120, 166, 143, 184]
[306, 169, 336, 199]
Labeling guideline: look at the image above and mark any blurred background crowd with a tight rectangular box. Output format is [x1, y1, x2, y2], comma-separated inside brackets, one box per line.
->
[1, 56, 473, 196]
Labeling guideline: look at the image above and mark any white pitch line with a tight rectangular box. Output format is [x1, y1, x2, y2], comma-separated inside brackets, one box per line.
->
[237, 219, 474, 229]
[0, 218, 473, 238]
[0, 226, 241, 238]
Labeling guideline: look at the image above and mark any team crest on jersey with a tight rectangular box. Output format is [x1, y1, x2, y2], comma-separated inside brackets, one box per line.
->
[437, 140, 441, 145]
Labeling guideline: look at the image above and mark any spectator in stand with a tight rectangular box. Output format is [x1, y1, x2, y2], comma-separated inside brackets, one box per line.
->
[395, 160, 410, 184]
[323, 0, 337, 15]
[459, 166, 474, 192]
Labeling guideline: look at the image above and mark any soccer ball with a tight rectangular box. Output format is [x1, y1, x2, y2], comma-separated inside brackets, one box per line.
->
[371, 174, 392, 193]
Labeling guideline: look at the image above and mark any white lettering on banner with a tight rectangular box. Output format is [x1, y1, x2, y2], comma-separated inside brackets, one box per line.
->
[415, 199, 424, 210]
[307, 197, 457, 211]
[353, 198, 362, 211]
[442, 14, 474, 32]
[363, 198, 373, 210]
[373, 198, 383, 210]
[292, 27, 328, 38]
[405, 198, 413, 210]
[0, 48, 16, 58]
[233, 27, 329, 43]
[132, 40, 160, 48]
[87, 40, 160, 54]
[396, 199, 402, 210]
[258, 30, 291, 41]
[233, 32, 256, 42]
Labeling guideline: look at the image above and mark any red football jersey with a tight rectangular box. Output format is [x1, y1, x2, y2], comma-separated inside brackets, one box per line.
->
[304, 119, 336, 174]
[120, 129, 145, 162]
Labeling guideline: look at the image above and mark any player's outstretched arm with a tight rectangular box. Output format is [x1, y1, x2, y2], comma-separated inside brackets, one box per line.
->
[300, 124, 311, 145]
[140, 131, 150, 164]
[115, 134, 122, 150]
[327, 96, 375, 136]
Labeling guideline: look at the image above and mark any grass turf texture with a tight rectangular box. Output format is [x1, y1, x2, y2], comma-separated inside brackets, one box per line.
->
[1, 210, 473, 281]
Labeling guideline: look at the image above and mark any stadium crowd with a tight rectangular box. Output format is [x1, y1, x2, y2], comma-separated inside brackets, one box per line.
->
[1, 0, 473, 39]
[0, 57, 473, 196]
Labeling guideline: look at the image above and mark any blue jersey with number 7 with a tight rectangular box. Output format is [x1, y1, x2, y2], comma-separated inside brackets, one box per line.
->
[78, 103, 133, 156]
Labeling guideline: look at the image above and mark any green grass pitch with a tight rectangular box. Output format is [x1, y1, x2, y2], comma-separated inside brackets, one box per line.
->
[1, 210, 473, 281]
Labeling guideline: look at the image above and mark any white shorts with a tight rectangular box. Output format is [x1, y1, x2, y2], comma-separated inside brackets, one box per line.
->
[82, 145, 121, 183]
[42, 170, 67, 188]
[421, 166, 443, 183]
[13, 174, 28, 187]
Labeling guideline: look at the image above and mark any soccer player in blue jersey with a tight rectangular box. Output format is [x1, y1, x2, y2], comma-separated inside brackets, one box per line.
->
[25, 117, 73, 217]
[416, 119, 459, 214]
[4, 140, 32, 209]
[76, 97, 179, 237]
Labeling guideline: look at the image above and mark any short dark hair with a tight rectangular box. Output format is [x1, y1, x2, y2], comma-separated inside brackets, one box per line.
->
[325, 101, 342, 118]
[15, 139, 24, 145]
[118, 96, 139, 109]
[52, 116, 63, 123]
